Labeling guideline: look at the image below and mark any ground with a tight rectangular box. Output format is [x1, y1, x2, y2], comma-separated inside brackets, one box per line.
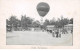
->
[6, 31, 72, 46]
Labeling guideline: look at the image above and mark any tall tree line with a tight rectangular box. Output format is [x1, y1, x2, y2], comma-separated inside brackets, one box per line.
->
[6, 15, 73, 30]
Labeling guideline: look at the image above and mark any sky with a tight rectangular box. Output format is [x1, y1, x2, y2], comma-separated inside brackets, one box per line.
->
[0, 0, 80, 22]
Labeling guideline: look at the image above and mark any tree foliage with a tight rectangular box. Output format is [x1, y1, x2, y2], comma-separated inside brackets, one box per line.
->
[21, 15, 33, 29]
[6, 15, 73, 30]
[69, 18, 73, 24]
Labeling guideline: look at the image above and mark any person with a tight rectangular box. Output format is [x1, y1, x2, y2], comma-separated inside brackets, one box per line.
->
[52, 31, 55, 37]
[49, 30, 52, 33]
[56, 30, 59, 38]
[71, 30, 73, 33]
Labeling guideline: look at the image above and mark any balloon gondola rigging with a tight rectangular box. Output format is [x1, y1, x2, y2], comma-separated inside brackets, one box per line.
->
[37, 2, 50, 25]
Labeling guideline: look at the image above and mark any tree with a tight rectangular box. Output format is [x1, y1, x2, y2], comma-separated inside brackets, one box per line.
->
[69, 18, 73, 24]
[60, 18, 69, 27]
[55, 18, 62, 28]
[43, 19, 50, 26]
[16, 19, 21, 27]
[49, 17, 55, 25]
[42, 19, 50, 29]
[55, 17, 69, 28]
[21, 15, 33, 30]
[21, 15, 25, 29]
[32, 20, 40, 28]
[9, 15, 17, 26]
[8, 15, 21, 31]
[6, 19, 9, 25]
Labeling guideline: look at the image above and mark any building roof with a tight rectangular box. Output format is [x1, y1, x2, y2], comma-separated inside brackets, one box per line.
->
[64, 24, 73, 26]
[47, 25, 55, 27]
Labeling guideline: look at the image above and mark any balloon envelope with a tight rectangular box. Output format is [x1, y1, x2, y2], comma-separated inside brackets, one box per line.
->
[37, 2, 50, 17]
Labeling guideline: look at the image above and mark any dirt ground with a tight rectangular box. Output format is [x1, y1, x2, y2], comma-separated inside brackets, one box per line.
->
[6, 31, 72, 46]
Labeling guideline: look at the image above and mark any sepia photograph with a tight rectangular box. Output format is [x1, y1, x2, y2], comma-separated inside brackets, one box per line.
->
[5, 0, 74, 46]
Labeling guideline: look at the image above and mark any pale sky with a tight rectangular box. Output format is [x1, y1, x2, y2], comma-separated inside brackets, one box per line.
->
[0, 0, 80, 21]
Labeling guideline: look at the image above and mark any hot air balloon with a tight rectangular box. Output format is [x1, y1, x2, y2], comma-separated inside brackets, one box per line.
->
[37, 2, 50, 26]
[37, 2, 50, 17]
